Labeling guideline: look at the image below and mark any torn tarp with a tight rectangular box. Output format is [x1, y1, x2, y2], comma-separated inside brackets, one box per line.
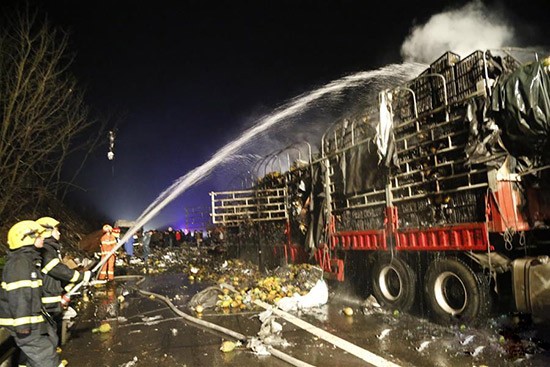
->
[489, 58, 550, 164]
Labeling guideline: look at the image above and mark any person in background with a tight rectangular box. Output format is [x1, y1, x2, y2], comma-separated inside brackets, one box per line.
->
[164, 227, 176, 248]
[141, 230, 152, 262]
[99, 224, 117, 281]
[124, 232, 134, 259]
[175, 229, 182, 244]
[0, 221, 62, 367]
[35, 217, 92, 347]
[195, 230, 203, 247]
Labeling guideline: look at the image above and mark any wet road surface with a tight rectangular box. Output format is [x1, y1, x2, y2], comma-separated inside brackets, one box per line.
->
[61, 272, 550, 367]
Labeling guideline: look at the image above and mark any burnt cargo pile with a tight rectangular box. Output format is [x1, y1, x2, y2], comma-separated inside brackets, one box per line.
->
[211, 50, 550, 326]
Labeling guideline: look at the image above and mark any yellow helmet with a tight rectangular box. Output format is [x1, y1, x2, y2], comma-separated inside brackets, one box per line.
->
[7, 220, 45, 250]
[36, 217, 60, 238]
[103, 224, 113, 233]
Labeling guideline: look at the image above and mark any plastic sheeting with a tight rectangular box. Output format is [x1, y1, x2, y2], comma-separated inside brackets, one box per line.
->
[490, 59, 550, 163]
[343, 141, 385, 195]
[276, 279, 328, 311]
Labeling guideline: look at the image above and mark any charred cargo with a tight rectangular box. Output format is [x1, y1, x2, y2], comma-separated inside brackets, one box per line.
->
[211, 50, 550, 325]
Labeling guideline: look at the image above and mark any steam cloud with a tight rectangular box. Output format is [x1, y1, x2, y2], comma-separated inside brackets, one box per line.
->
[401, 1, 515, 63]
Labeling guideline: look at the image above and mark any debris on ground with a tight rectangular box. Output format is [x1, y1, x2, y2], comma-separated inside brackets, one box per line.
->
[256, 309, 291, 348]
[276, 278, 328, 311]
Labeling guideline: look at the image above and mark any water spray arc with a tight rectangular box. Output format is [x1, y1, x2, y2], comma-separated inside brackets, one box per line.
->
[67, 63, 424, 296]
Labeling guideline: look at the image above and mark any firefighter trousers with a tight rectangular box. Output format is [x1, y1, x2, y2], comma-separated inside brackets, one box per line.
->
[13, 323, 61, 367]
[99, 254, 115, 281]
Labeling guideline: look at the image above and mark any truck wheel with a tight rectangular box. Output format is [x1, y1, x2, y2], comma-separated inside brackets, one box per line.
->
[424, 257, 491, 325]
[372, 255, 416, 312]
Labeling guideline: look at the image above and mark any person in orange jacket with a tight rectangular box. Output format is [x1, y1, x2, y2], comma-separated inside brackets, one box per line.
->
[99, 224, 117, 281]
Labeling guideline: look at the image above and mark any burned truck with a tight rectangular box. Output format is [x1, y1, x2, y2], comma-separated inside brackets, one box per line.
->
[211, 50, 550, 325]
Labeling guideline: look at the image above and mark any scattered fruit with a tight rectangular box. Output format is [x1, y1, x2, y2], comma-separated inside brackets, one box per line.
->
[220, 340, 239, 353]
[92, 323, 112, 333]
[343, 307, 354, 316]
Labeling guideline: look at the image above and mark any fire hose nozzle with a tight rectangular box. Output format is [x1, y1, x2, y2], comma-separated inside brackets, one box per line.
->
[61, 294, 71, 308]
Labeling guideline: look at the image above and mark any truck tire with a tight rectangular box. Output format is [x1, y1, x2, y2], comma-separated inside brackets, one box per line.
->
[372, 255, 416, 312]
[424, 257, 491, 325]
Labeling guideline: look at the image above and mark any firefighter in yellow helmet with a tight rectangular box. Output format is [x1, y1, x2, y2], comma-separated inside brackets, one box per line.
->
[35, 217, 92, 346]
[0, 221, 63, 367]
[99, 224, 117, 281]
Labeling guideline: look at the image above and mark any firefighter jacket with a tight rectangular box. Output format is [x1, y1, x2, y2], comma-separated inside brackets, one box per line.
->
[0, 246, 47, 334]
[41, 237, 90, 314]
[100, 233, 117, 253]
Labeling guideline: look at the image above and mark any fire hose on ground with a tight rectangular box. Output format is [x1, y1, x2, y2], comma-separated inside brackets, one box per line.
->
[114, 275, 315, 367]
[118, 275, 400, 367]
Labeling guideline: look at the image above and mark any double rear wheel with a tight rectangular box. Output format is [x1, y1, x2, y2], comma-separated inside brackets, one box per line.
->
[371, 255, 416, 312]
[424, 257, 492, 325]
[370, 254, 492, 325]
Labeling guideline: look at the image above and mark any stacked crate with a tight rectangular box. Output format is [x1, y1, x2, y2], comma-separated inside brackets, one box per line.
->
[414, 68, 434, 115]
[393, 68, 432, 122]
[430, 51, 460, 106]
[455, 50, 486, 101]
[389, 51, 491, 229]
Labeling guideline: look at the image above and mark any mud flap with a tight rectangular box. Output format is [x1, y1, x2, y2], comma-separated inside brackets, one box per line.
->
[512, 257, 550, 318]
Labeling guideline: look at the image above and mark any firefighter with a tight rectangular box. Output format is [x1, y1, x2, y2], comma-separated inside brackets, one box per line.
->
[35, 217, 92, 341]
[99, 224, 117, 281]
[0, 221, 62, 367]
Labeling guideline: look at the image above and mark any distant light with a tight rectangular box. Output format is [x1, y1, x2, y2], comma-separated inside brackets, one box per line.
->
[107, 151, 115, 160]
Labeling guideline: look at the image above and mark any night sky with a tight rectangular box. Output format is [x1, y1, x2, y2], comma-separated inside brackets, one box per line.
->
[7, 0, 549, 229]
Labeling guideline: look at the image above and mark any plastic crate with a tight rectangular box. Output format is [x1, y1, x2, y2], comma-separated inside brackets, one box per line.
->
[413, 69, 433, 114]
[502, 55, 521, 72]
[430, 51, 461, 73]
[432, 67, 458, 106]
[455, 51, 486, 100]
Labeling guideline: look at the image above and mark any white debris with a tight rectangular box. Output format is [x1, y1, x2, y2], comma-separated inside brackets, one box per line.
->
[276, 279, 328, 311]
[171, 328, 178, 336]
[416, 341, 431, 352]
[129, 258, 143, 265]
[142, 315, 163, 324]
[258, 317, 283, 338]
[119, 356, 138, 367]
[128, 330, 142, 335]
[247, 337, 271, 356]
[256, 309, 291, 348]
[258, 309, 273, 323]
[221, 260, 228, 269]
[363, 295, 381, 308]
[376, 328, 391, 340]
[117, 316, 128, 323]
[471, 346, 485, 357]
[63, 307, 77, 320]
[190, 267, 200, 274]
[460, 335, 475, 345]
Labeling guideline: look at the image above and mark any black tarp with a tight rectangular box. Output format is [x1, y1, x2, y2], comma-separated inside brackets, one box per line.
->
[489, 59, 550, 163]
[342, 140, 385, 195]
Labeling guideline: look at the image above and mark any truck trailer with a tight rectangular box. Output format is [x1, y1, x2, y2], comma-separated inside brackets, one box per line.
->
[211, 49, 550, 325]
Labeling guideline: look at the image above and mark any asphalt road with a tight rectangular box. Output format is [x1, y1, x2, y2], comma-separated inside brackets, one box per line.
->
[59, 270, 550, 367]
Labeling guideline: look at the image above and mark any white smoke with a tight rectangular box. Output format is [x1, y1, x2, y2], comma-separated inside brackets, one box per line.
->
[401, 1, 515, 63]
